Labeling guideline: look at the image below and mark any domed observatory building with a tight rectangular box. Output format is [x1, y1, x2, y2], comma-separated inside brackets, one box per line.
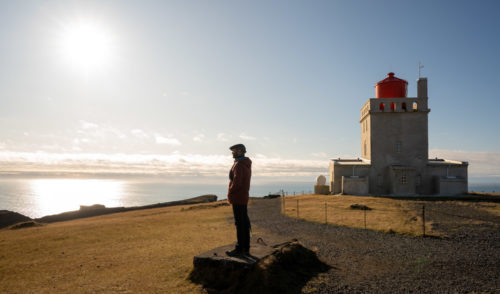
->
[330, 73, 468, 196]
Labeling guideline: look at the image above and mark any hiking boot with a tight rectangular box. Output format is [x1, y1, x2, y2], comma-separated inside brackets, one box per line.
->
[226, 248, 244, 257]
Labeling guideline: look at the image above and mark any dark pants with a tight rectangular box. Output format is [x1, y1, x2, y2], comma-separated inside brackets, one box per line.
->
[232, 204, 251, 252]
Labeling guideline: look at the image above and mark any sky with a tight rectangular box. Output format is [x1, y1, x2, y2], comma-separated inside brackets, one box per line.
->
[1, 0, 499, 184]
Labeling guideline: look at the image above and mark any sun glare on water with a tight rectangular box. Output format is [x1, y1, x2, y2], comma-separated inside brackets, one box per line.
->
[58, 20, 115, 74]
[30, 179, 124, 217]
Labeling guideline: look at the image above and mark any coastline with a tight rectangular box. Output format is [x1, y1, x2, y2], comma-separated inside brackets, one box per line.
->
[0, 194, 218, 229]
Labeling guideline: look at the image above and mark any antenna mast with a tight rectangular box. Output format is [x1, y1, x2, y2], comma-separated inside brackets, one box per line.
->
[418, 61, 424, 79]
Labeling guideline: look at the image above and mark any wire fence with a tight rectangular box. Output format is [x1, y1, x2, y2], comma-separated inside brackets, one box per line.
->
[278, 193, 500, 237]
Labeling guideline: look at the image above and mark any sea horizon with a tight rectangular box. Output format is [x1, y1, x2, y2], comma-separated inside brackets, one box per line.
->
[0, 178, 315, 218]
[1, 177, 499, 219]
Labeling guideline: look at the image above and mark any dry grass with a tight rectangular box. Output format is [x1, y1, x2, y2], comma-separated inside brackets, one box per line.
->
[469, 201, 500, 217]
[282, 194, 500, 237]
[0, 200, 236, 294]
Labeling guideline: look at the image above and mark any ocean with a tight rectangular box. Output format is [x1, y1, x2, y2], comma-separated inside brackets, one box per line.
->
[0, 179, 313, 218]
[0, 179, 498, 219]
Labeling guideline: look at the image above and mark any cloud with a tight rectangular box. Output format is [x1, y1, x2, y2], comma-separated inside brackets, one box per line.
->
[193, 134, 205, 142]
[155, 135, 181, 146]
[80, 120, 99, 129]
[429, 149, 500, 178]
[311, 152, 327, 158]
[78, 121, 126, 140]
[0, 151, 327, 179]
[72, 138, 90, 145]
[1, 149, 497, 181]
[239, 133, 256, 141]
[217, 133, 229, 142]
[130, 129, 149, 139]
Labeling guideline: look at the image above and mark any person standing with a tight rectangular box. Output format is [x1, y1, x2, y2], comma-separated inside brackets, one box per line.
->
[226, 144, 252, 257]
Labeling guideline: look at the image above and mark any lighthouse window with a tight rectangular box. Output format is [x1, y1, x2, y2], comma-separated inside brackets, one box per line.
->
[401, 174, 408, 185]
[395, 141, 402, 153]
[379, 103, 384, 111]
[412, 102, 418, 111]
[391, 102, 395, 111]
[402, 102, 407, 111]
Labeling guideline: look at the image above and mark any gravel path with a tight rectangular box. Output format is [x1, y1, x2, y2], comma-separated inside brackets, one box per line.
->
[248, 198, 500, 293]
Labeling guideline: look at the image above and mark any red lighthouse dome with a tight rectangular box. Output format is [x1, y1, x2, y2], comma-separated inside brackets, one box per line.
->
[375, 72, 408, 98]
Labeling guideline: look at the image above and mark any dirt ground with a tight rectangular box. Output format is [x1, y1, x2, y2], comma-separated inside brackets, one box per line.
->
[249, 197, 500, 293]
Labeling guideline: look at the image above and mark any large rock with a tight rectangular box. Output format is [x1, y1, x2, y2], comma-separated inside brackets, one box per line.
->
[189, 235, 330, 293]
[0, 210, 32, 229]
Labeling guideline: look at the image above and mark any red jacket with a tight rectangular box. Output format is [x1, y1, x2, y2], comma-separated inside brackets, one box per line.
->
[227, 157, 252, 205]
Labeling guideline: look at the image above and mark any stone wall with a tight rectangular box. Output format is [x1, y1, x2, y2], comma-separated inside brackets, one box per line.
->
[341, 176, 369, 195]
[437, 177, 468, 195]
[314, 185, 330, 195]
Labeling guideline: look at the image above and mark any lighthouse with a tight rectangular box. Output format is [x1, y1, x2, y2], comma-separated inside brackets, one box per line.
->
[329, 73, 468, 196]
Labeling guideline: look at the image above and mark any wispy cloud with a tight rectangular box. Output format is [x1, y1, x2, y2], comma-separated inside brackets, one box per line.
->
[311, 152, 327, 158]
[1, 149, 498, 181]
[78, 121, 127, 140]
[239, 133, 256, 141]
[130, 129, 149, 139]
[193, 134, 205, 142]
[73, 138, 90, 145]
[217, 133, 229, 142]
[430, 149, 500, 179]
[154, 135, 181, 146]
[80, 120, 99, 129]
[0, 151, 328, 179]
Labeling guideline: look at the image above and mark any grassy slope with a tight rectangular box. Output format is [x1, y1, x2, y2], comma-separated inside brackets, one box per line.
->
[2, 195, 499, 293]
[0, 202, 235, 294]
[283, 194, 500, 237]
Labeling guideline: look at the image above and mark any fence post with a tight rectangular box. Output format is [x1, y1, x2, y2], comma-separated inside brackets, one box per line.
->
[281, 192, 283, 214]
[364, 208, 367, 229]
[422, 204, 426, 237]
[297, 199, 299, 218]
[325, 202, 327, 224]
[283, 194, 286, 215]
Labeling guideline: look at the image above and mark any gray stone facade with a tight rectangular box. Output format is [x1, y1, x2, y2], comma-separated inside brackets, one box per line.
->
[330, 77, 468, 196]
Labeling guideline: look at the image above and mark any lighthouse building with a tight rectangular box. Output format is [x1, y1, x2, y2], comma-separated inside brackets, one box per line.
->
[329, 73, 468, 196]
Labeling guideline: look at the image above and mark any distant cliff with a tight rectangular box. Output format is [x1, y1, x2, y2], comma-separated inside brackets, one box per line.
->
[0, 194, 217, 229]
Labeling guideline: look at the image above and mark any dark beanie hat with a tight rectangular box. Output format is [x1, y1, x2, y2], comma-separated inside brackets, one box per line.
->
[229, 144, 246, 153]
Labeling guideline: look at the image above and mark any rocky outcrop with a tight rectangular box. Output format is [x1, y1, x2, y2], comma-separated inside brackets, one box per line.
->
[189, 236, 330, 293]
[0, 210, 32, 229]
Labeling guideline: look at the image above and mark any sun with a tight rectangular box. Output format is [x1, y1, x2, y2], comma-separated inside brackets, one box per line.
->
[58, 20, 115, 74]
